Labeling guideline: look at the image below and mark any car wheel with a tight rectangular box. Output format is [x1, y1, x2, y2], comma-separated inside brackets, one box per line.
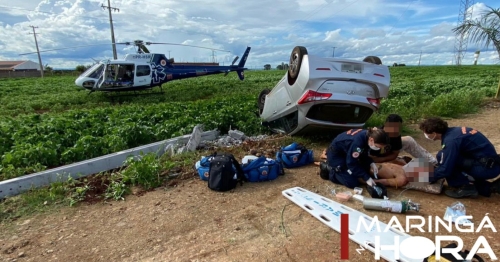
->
[363, 56, 382, 65]
[288, 46, 308, 85]
[258, 89, 270, 115]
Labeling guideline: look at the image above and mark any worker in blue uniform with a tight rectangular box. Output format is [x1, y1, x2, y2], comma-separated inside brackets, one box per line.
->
[419, 117, 500, 198]
[322, 128, 390, 188]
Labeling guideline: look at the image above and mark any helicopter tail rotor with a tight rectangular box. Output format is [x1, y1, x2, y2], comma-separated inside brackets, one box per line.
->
[223, 55, 240, 76]
[231, 56, 239, 66]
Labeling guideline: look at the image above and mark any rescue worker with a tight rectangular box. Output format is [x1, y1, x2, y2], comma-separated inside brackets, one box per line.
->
[122, 69, 134, 81]
[370, 114, 437, 166]
[322, 128, 390, 189]
[419, 117, 500, 198]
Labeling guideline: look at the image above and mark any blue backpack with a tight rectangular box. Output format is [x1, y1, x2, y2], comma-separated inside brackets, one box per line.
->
[276, 142, 314, 168]
[241, 156, 284, 182]
[195, 156, 213, 181]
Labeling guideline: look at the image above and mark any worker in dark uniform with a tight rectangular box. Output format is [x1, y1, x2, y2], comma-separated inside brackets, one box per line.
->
[419, 117, 500, 198]
[322, 128, 390, 189]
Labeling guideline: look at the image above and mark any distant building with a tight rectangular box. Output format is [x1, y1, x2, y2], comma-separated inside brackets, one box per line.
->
[0, 60, 41, 71]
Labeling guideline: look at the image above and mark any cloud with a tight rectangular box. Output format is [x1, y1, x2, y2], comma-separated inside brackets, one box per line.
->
[0, 0, 498, 70]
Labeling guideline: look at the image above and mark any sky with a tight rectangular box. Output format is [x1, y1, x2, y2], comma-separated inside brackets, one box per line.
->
[0, 0, 499, 69]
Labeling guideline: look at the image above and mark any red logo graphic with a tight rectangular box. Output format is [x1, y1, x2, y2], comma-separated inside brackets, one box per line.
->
[341, 213, 349, 259]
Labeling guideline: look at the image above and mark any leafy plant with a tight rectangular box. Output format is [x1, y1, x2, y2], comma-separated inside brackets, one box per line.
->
[120, 152, 163, 190]
[105, 179, 130, 201]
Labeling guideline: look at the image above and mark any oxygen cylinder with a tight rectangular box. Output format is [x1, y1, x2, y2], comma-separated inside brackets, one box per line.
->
[362, 198, 420, 214]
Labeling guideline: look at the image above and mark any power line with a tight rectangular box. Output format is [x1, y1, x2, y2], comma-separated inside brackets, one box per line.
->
[286, 1, 333, 33]
[0, 5, 110, 23]
[101, 0, 119, 60]
[385, 0, 416, 36]
[28, 25, 44, 78]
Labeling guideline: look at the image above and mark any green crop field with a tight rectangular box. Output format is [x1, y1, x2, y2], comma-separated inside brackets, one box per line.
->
[0, 65, 499, 182]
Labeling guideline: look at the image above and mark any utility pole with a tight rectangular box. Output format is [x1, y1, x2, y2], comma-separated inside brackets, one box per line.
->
[28, 25, 44, 78]
[418, 50, 422, 66]
[168, 51, 171, 59]
[453, 0, 474, 66]
[101, 0, 119, 59]
[332, 47, 336, 57]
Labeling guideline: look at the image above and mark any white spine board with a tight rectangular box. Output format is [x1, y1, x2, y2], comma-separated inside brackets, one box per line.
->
[282, 187, 421, 262]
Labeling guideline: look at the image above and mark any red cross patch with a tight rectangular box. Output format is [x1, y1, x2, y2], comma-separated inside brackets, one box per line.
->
[352, 152, 360, 158]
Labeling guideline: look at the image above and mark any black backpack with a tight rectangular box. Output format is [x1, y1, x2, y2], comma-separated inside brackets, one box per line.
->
[207, 152, 247, 192]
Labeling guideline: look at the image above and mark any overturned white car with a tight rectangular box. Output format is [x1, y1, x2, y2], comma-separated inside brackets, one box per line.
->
[258, 46, 390, 136]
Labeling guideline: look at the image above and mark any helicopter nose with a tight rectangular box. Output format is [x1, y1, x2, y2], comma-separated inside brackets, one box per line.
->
[75, 77, 96, 90]
[75, 77, 83, 87]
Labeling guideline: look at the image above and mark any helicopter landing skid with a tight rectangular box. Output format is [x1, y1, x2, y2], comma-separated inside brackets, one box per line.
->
[103, 88, 165, 101]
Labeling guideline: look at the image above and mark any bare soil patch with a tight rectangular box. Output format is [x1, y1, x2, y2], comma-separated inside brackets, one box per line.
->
[1, 103, 500, 262]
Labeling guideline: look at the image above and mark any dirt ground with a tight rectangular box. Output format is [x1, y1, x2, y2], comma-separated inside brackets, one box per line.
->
[1, 101, 500, 262]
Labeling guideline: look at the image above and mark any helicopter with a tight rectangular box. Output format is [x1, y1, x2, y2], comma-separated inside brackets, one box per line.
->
[19, 40, 251, 94]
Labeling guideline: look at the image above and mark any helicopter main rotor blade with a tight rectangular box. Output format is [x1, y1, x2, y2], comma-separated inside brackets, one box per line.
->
[146, 42, 230, 53]
[18, 39, 231, 56]
[18, 42, 130, 56]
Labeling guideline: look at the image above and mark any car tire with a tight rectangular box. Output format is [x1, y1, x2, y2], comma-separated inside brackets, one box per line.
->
[363, 56, 382, 65]
[288, 46, 308, 85]
[258, 89, 271, 115]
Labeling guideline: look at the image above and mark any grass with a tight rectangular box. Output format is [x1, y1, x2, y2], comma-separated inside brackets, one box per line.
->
[1, 65, 499, 223]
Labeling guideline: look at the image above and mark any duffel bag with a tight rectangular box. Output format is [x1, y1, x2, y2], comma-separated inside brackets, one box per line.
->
[276, 142, 314, 168]
[241, 155, 284, 182]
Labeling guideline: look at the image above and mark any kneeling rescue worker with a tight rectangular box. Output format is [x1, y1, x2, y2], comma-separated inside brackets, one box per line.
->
[322, 128, 390, 188]
[419, 117, 500, 198]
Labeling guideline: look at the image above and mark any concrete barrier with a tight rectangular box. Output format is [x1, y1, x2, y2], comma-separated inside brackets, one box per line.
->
[0, 129, 219, 199]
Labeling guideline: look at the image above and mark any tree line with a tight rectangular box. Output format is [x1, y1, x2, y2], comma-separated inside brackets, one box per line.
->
[263, 63, 289, 70]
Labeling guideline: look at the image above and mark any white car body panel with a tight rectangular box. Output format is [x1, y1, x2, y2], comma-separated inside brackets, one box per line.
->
[260, 50, 391, 136]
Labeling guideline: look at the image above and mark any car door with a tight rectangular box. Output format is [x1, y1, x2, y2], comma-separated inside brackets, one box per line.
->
[262, 76, 296, 122]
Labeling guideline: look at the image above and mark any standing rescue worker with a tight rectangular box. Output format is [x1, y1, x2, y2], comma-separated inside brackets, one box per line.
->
[323, 128, 390, 188]
[419, 117, 500, 198]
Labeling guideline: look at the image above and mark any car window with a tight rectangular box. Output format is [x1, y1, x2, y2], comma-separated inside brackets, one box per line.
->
[267, 111, 298, 133]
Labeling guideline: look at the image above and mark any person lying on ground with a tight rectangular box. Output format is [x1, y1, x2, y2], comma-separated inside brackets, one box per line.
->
[419, 117, 500, 198]
[319, 127, 390, 189]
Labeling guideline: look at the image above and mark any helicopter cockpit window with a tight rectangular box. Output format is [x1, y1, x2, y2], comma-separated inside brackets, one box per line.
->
[79, 63, 101, 78]
[88, 64, 105, 79]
